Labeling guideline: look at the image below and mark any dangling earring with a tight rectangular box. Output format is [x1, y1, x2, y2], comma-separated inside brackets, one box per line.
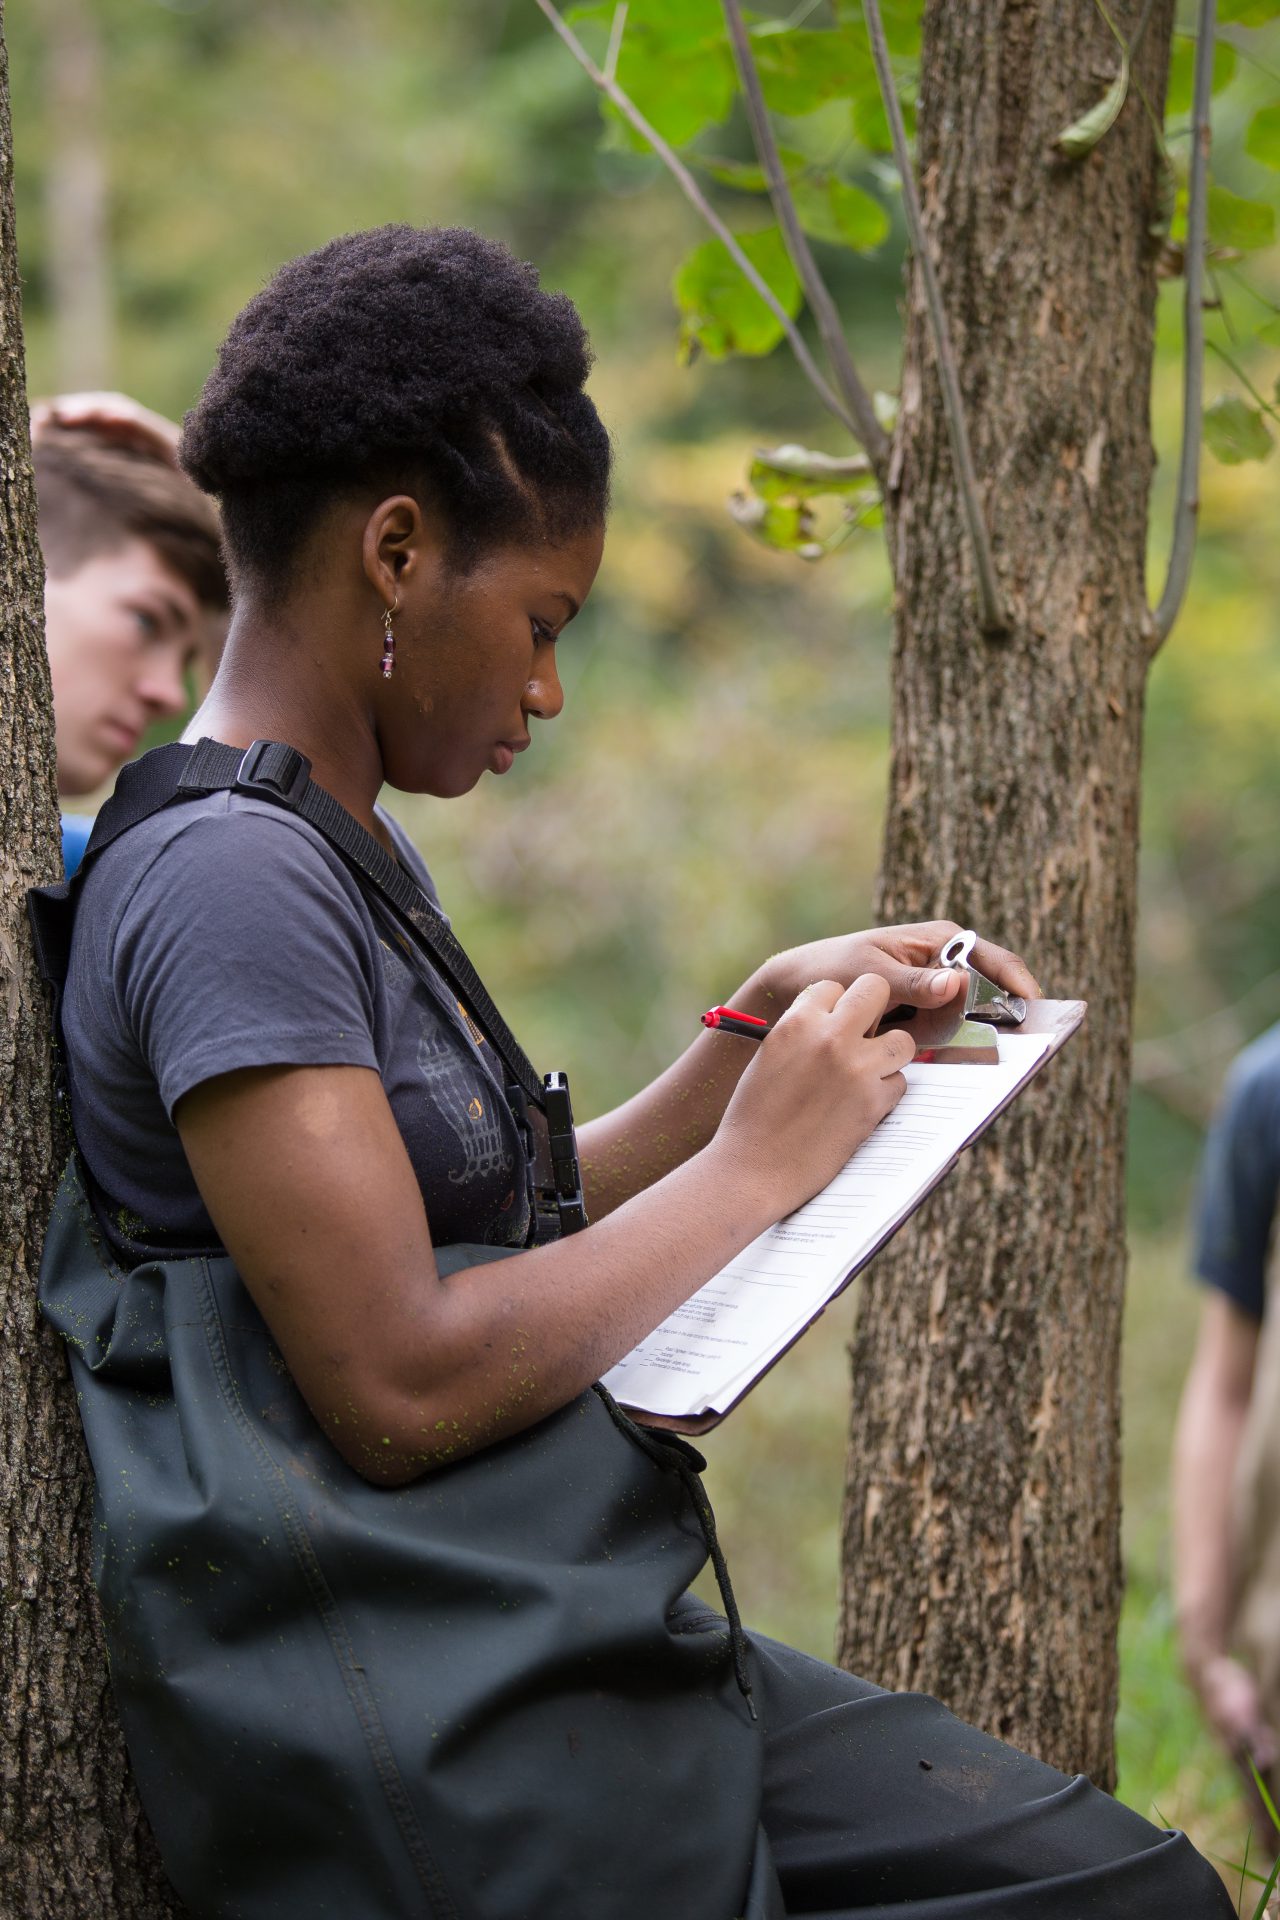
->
[380, 596, 400, 679]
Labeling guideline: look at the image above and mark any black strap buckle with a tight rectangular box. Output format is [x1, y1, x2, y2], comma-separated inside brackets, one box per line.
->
[542, 1070, 588, 1236]
[234, 739, 312, 808]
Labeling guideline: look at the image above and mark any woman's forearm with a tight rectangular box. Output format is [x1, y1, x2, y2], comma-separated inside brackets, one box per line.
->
[576, 964, 788, 1215]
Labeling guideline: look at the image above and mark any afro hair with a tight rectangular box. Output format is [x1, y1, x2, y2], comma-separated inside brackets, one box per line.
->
[180, 225, 612, 588]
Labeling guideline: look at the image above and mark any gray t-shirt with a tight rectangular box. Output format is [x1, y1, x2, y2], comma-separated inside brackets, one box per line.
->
[63, 788, 532, 1257]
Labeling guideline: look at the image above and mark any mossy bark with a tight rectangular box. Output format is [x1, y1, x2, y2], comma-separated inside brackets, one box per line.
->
[0, 5, 181, 1907]
[838, 0, 1176, 1788]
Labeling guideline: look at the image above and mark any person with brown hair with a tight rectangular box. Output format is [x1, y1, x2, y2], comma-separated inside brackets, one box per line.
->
[32, 394, 229, 871]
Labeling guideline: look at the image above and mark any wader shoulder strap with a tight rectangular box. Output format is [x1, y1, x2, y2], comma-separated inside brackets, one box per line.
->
[28, 737, 587, 1237]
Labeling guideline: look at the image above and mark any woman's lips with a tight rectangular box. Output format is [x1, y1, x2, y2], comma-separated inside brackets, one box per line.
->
[491, 737, 530, 776]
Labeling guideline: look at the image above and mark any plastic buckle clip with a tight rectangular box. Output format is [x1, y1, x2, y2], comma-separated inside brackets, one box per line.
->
[234, 739, 312, 809]
[542, 1070, 588, 1236]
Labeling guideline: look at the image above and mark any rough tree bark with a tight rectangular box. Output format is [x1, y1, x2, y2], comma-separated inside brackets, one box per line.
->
[0, 4, 181, 1909]
[838, 0, 1176, 1789]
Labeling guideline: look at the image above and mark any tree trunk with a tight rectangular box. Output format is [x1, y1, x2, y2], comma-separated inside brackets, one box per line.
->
[837, 0, 1175, 1789]
[0, 6, 180, 1909]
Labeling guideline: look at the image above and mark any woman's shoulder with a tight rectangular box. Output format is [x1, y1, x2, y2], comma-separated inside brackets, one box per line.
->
[78, 789, 387, 965]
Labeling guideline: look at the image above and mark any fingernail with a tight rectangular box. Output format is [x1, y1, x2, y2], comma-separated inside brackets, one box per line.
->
[929, 972, 950, 996]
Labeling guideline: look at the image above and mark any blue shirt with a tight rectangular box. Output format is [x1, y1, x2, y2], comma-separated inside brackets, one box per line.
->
[60, 813, 93, 878]
[1193, 1020, 1280, 1322]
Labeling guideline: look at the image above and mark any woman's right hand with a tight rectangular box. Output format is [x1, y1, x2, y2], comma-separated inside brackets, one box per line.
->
[710, 973, 913, 1218]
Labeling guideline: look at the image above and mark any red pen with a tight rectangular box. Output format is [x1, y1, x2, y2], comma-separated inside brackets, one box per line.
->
[701, 1005, 771, 1042]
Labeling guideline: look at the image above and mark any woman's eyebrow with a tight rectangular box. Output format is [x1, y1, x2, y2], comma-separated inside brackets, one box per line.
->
[550, 590, 580, 620]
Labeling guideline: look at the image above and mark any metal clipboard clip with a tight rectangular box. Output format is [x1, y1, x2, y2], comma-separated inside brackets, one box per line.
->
[938, 929, 1027, 1028]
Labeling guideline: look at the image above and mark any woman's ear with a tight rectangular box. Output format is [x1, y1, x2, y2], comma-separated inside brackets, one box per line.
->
[361, 494, 438, 605]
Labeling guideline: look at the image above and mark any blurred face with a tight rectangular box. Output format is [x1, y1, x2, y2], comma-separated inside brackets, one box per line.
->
[381, 524, 604, 798]
[45, 537, 211, 796]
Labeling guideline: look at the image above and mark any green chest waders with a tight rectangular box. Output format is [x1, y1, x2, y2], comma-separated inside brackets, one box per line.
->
[31, 741, 785, 1920]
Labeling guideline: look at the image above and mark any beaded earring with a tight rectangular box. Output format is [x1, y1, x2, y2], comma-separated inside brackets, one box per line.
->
[380, 597, 399, 679]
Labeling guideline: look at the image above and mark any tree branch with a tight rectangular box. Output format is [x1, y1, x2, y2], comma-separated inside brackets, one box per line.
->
[1151, 0, 1215, 652]
[863, 0, 1007, 634]
[603, 2, 627, 86]
[533, 0, 862, 443]
[721, 0, 889, 479]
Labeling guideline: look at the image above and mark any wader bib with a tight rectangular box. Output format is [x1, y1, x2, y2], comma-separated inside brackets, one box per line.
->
[32, 742, 782, 1920]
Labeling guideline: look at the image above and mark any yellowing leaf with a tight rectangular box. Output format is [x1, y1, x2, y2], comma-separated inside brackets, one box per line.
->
[1203, 394, 1274, 465]
[748, 444, 878, 502]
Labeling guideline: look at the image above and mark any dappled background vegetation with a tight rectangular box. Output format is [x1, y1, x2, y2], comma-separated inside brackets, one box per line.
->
[13, 0, 1280, 1890]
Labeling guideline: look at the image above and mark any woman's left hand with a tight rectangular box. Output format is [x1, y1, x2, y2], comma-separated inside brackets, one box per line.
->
[757, 921, 1042, 1018]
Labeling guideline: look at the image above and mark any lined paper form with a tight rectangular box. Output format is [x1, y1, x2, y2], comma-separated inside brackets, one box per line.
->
[601, 1011, 1082, 1427]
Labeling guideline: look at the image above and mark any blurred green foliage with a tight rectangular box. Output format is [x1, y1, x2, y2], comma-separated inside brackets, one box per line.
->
[13, 1, 1280, 1887]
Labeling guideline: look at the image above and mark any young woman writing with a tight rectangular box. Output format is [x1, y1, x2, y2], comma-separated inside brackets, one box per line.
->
[36, 226, 1232, 1918]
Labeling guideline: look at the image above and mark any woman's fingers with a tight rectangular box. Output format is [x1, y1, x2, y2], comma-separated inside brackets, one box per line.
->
[875, 957, 965, 1008]
[776, 978, 844, 1023]
[833, 971, 893, 1032]
[879, 921, 1042, 1003]
[968, 935, 1042, 1001]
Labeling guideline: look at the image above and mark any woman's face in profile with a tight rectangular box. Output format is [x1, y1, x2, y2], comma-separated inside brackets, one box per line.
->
[383, 521, 604, 798]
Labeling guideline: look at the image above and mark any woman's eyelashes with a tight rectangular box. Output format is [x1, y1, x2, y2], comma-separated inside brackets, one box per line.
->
[530, 617, 556, 646]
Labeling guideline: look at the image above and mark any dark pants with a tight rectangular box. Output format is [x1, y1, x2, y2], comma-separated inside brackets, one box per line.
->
[750, 1632, 1234, 1916]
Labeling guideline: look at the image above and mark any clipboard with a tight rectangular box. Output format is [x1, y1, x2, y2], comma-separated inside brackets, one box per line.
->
[606, 998, 1086, 1436]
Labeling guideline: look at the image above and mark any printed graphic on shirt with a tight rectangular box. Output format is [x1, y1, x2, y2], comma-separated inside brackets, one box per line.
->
[416, 1023, 514, 1187]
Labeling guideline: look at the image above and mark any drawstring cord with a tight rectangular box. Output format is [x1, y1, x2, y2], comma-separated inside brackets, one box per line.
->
[594, 1385, 757, 1722]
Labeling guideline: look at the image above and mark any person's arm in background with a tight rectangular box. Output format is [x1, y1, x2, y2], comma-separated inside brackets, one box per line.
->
[1172, 1030, 1280, 1774]
[1173, 1291, 1270, 1770]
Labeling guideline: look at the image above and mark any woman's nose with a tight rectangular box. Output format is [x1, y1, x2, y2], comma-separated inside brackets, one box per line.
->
[525, 651, 564, 722]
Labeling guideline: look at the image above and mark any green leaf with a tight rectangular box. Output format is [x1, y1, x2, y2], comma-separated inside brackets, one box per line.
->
[751, 28, 870, 117]
[696, 153, 889, 252]
[698, 147, 808, 193]
[1055, 53, 1129, 158]
[1165, 36, 1236, 118]
[1246, 102, 1280, 170]
[748, 444, 878, 501]
[833, 0, 922, 59]
[1203, 394, 1274, 464]
[1208, 183, 1277, 252]
[791, 174, 890, 250]
[1218, 0, 1280, 21]
[672, 226, 802, 362]
[849, 70, 915, 151]
[728, 494, 819, 556]
[572, 0, 736, 150]
[1258, 318, 1280, 349]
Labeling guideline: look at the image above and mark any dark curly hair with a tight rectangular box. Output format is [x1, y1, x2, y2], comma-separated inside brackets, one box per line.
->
[180, 225, 612, 590]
